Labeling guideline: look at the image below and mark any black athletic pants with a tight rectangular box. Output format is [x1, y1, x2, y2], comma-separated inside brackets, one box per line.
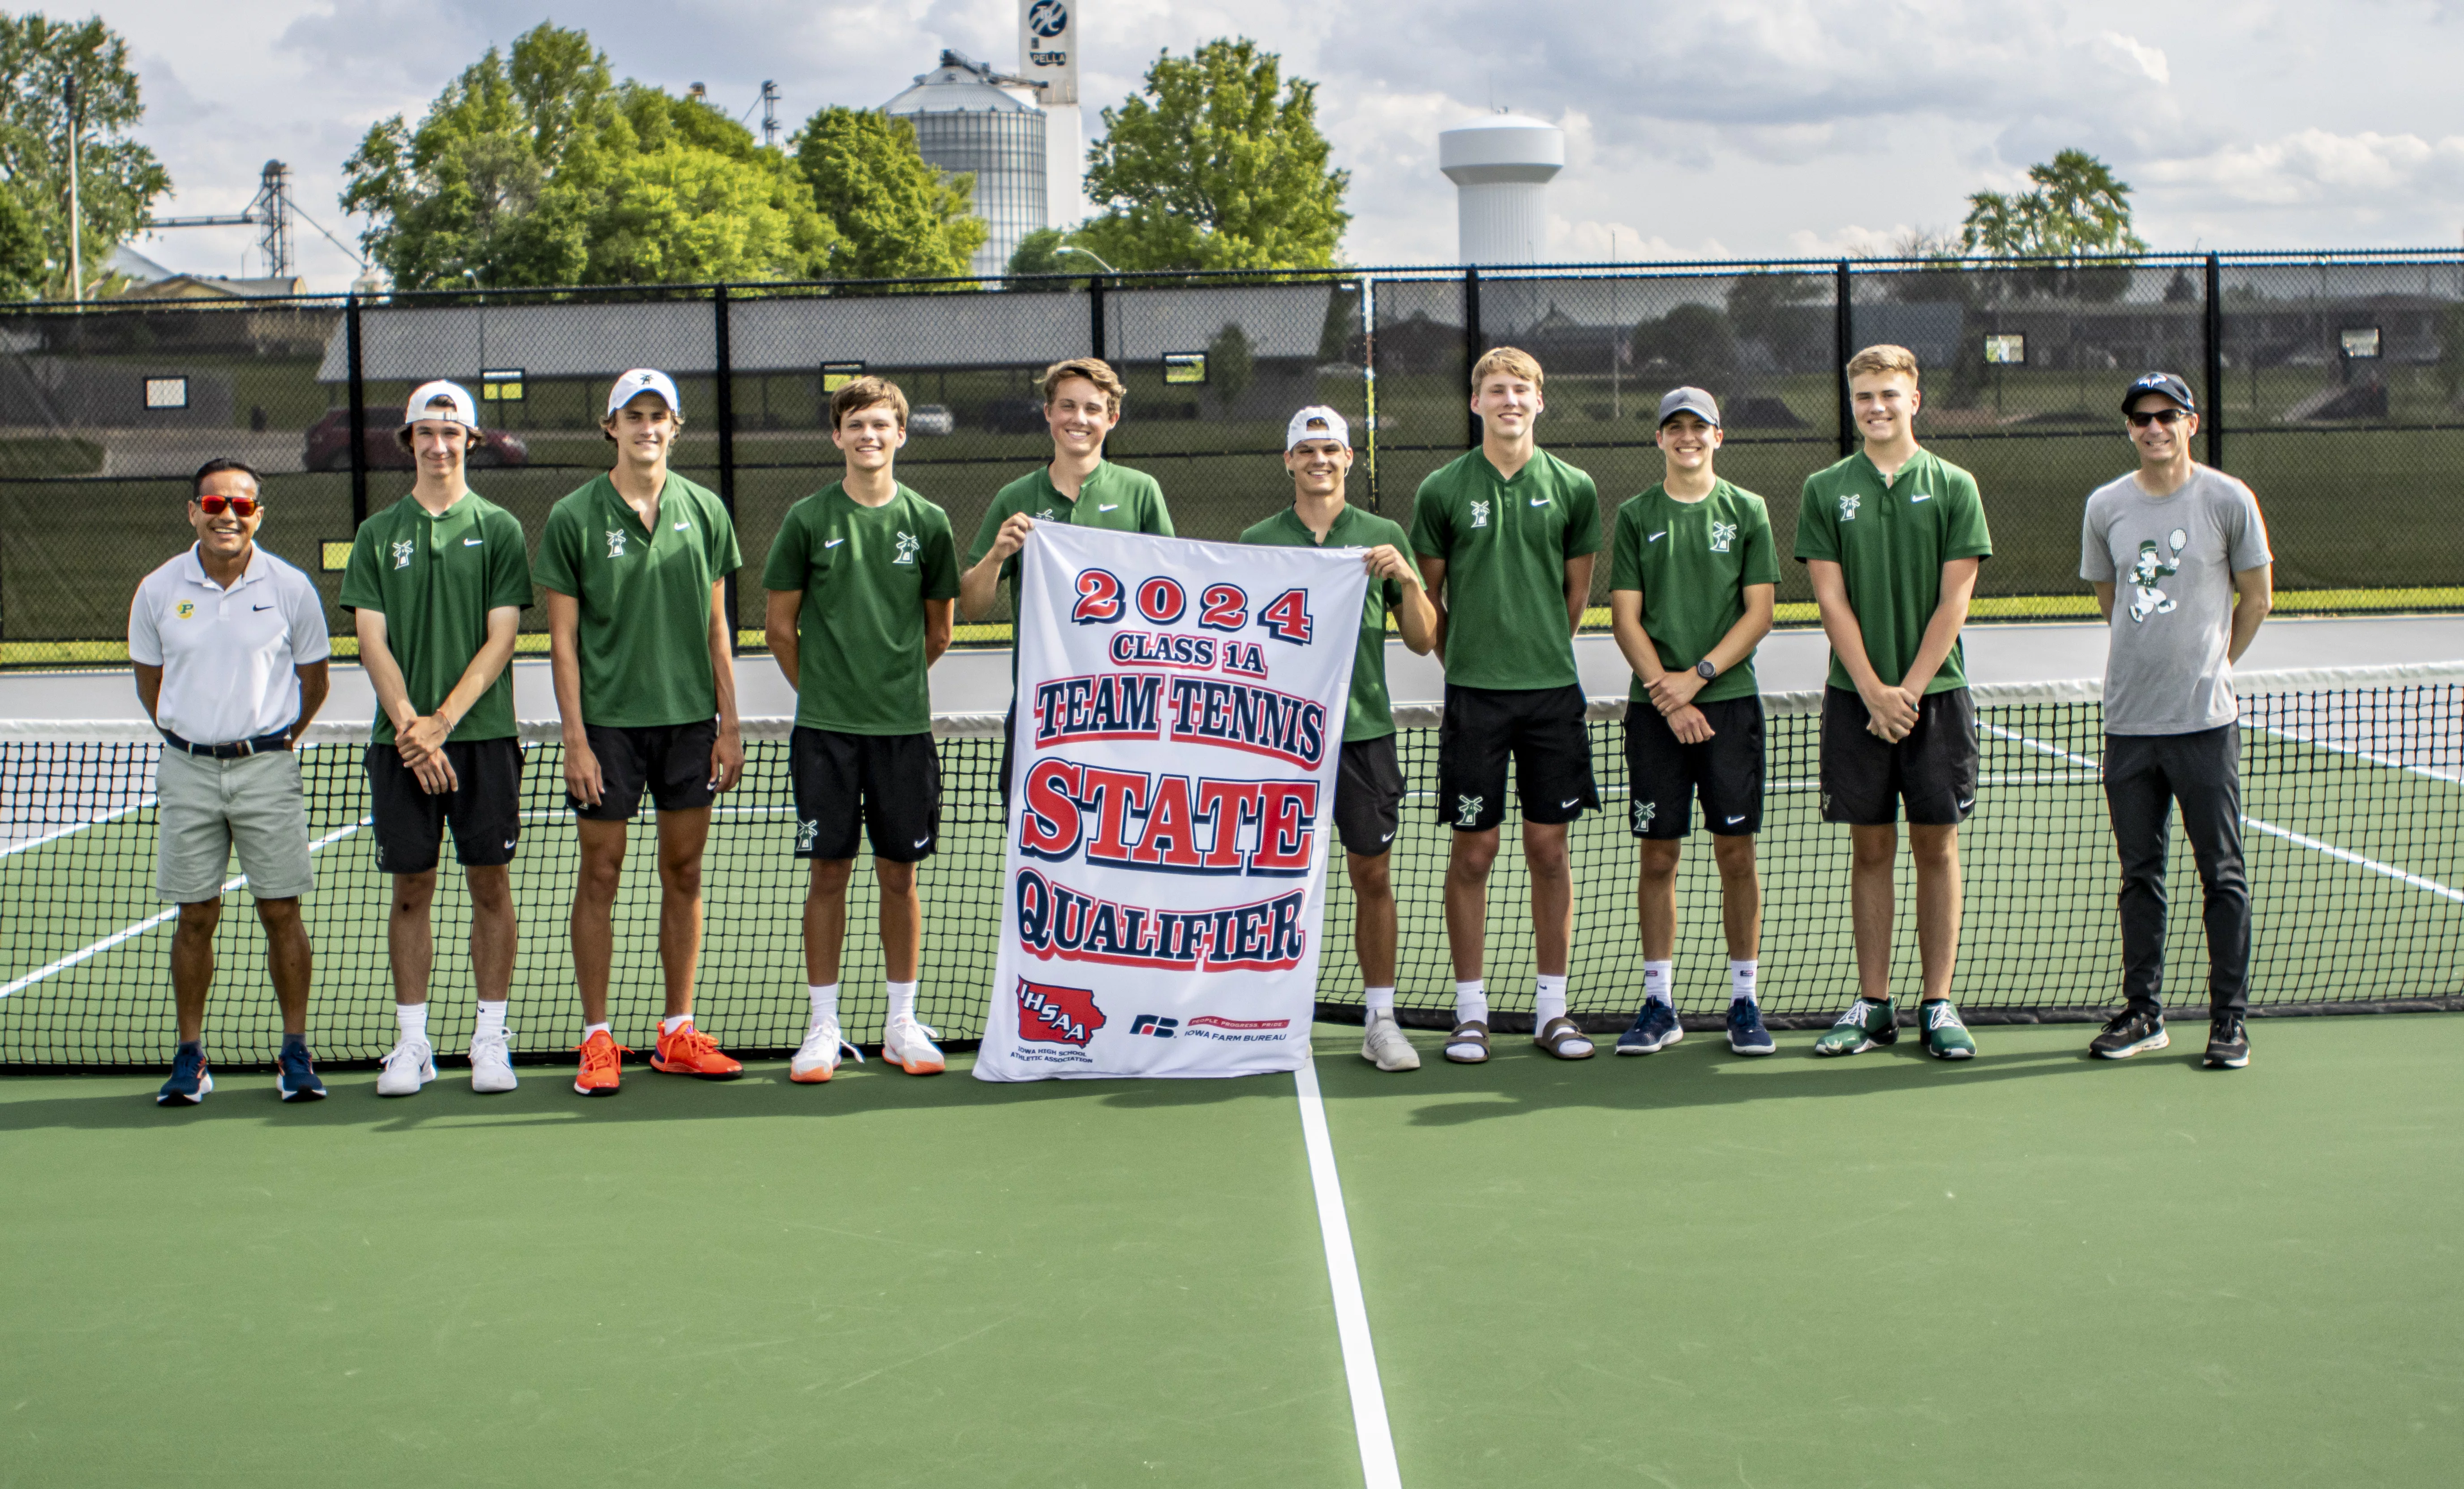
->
[2104, 723, 2249, 1017]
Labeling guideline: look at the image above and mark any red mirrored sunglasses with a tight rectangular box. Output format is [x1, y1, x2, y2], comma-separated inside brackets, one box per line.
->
[195, 495, 259, 517]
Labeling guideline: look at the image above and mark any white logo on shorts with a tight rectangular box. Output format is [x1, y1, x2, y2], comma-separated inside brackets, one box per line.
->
[1455, 794, 1484, 827]
[1469, 500, 1490, 529]
[605, 529, 627, 558]
[1708, 520, 1738, 553]
[795, 819, 819, 851]
[391, 538, 414, 570]
[912, 836, 931, 849]
[1633, 800, 1657, 830]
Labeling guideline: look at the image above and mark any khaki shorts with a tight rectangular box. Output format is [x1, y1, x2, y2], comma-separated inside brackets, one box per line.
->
[155, 748, 316, 903]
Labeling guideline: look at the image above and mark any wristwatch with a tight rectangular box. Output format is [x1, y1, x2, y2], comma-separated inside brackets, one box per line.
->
[1695, 660, 1719, 681]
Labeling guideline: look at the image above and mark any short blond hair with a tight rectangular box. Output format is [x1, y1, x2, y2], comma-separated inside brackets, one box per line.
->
[1471, 345, 1544, 393]
[830, 376, 909, 431]
[1846, 344, 1920, 382]
[1042, 357, 1125, 411]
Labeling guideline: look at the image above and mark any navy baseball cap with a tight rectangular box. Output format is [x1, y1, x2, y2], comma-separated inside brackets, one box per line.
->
[2122, 372, 2196, 414]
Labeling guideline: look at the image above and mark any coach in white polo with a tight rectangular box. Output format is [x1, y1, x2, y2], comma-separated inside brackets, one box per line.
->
[128, 458, 333, 1106]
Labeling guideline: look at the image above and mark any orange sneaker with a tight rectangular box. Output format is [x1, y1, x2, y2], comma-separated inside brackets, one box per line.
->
[651, 1021, 743, 1079]
[573, 1030, 629, 1096]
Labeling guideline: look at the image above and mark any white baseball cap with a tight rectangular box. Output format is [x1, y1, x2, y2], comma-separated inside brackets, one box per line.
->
[401, 380, 479, 432]
[605, 368, 682, 420]
[1285, 405, 1350, 451]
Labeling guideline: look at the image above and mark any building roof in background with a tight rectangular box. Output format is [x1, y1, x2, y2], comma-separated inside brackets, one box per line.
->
[107, 245, 176, 283]
[884, 49, 1042, 115]
[116, 274, 308, 301]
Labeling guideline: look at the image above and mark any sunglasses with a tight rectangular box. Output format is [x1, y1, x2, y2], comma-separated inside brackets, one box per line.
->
[2126, 408, 2189, 428]
[194, 495, 260, 517]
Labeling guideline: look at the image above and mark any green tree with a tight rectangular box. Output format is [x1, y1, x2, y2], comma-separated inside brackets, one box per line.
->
[793, 107, 985, 281]
[1631, 302, 1736, 383]
[1207, 321, 1254, 410]
[1004, 226, 1096, 290]
[1961, 149, 2146, 261]
[342, 23, 836, 288]
[0, 14, 170, 297]
[1075, 38, 1347, 273]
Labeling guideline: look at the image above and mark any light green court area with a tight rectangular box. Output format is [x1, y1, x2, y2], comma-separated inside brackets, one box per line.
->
[4, 1015, 2459, 1487]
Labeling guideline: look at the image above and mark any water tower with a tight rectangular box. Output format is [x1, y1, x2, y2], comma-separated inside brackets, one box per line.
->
[1438, 112, 1564, 265]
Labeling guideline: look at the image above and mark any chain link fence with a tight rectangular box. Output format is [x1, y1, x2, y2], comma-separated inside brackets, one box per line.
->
[2, 252, 2458, 662]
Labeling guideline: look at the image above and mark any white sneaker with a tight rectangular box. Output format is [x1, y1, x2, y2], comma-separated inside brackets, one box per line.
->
[790, 1018, 862, 1084]
[376, 1037, 435, 1097]
[469, 1030, 518, 1094]
[1361, 1010, 1421, 1072]
[880, 1018, 946, 1075]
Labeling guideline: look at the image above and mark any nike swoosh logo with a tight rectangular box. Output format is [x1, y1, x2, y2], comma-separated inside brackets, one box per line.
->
[824, 538, 845, 549]
[1529, 498, 1549, 508]
[1957, 798, 1975, 811]
[1559, 797, 1581, 809]
[1726, 814, 1746, 824]
[674, 522, 690, 530]
[463, 537, 483, 545]
[1648, 531, 1666, 542]
[1379, 832, 1395, 843]
[1911, 493, 1932, 503]
[1099, 504, 1119, 512]
[503, 839, 516, 850]
[913, 836, 931, 849]
[252, 603, 273, 611]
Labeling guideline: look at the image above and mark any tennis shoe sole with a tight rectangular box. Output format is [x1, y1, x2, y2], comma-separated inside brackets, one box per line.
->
[1727, 1034, 1777, 1057]
[1614, 1027, 1683, 1056]
[2091, 1030, 2170, 1060]
[156, 1073, 213, 1106]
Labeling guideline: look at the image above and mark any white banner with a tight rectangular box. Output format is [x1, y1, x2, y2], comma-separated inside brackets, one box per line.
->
[975, 522, 1369, 1081]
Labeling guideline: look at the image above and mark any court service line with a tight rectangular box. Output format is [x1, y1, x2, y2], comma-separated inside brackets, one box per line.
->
[0, 816, 369, 1000]
[1983, 723, 2464, 906]
[1294, 1057, 1403, 1489]
[0, 797, 153, 860]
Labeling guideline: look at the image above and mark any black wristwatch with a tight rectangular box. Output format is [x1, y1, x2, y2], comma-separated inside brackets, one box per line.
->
[1695, 660, 1719, 682]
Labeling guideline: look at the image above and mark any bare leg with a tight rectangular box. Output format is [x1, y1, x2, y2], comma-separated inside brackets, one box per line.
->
[172, 898, 221, 1042]
[1909, 823, 1963, 1001]
[878, 858, 921, 985]
[1346, 850, 1396, 987]
[1711, 833, 1762, 961]
[655, 807, 712, 1019]
[1442, 828, 1501, 982]
[387, 871, 437, 1005]
[1850, 824, 1897, 1000]
[1524, 820, 1572, 978]
[801, 858, 854, 986]
[571, 818, 627, 1027]
[256, 897, 312, 1036]
[1636, 839, 1682, 962]
[465, 864, 517, 1004]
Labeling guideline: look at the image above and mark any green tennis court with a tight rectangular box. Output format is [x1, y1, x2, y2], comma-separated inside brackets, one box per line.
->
[3, 1014, 2459, 1487]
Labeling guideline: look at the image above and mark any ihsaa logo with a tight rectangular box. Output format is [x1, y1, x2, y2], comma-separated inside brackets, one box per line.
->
[1028, 0, 1068, 37]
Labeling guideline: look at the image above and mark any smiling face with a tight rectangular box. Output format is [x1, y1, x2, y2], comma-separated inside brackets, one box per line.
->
[832, 400, 907, 471]
[2128, 391, 2197, 464]
[1472, 371, 1543, 442]
[1849, 368, 1921, 446]
[1284, 436, 1352, 498]
[1656, 412, 1722, 474]
[408, 416, 469, 482]
[602, 392, 678, 466]
[1045, 376, 1118, 458]
[189, 467, 262, 560]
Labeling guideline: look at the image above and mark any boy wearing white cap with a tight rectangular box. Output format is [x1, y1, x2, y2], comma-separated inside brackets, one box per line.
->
[1241, 408, 1438, 1072]
[342, 381, 533, 1095]
[535, 369, 747, 1095]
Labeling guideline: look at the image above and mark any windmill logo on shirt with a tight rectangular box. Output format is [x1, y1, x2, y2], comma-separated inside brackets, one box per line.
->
[391, 538, 414, 570]
[1469, 499, 1491, 529]
[1037, 508, 1057, 521]
[605, 529, 627, 559]
[1708, 520, 1737, 554]
[893, 530, 919, 566]
[1839, 493, 1861, 522]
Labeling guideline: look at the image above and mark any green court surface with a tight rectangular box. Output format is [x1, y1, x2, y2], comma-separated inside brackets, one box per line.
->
[4, 1016, 2458, 1487]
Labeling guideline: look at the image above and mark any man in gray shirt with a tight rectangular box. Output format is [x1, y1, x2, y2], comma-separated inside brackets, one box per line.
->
[2079, 372, 2272, 1069]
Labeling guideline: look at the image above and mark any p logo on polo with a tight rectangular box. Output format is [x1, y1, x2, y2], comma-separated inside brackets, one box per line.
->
[1469, 499, 1491, 529]
[605, 529, 627, 558]
[174, 601, 194, 619]
[391, 538, 414, 570]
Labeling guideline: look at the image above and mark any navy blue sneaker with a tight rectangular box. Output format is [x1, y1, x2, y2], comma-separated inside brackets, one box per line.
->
[1726, 999, 1777, 1056]
[156, 1047, 213, 1106]
[1615, 1000, 1683, 1055]
[276, 1041, 326, 1102]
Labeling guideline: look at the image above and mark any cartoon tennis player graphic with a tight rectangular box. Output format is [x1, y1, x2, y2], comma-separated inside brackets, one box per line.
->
[2128, 527, 2188, 623]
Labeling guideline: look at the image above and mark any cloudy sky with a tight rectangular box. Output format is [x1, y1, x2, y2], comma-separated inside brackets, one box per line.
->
[108, 0, 2464, 291]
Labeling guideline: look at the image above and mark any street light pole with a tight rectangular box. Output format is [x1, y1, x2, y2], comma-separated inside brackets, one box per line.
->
[1055, 244, 1118, 275]
[64, 74, 81, 304]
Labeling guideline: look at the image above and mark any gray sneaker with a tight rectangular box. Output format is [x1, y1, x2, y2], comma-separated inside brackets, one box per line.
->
[1361, 1010, 1421, 1072]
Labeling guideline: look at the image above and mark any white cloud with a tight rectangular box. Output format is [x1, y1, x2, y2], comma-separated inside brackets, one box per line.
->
[2095, 31, 2172, 86]
[2144, 129, 2464, 208]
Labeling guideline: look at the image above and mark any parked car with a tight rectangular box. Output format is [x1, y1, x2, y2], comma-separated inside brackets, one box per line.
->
[983, 397, 1048, 435]
[304, 408, 530, 472]
[908, 403, 956, 436]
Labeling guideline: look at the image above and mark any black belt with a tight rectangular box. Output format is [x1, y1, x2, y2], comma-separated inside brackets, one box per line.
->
[160, 729, 292, 759]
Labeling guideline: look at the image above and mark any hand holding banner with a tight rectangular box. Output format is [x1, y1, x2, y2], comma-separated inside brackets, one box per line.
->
[975, 522, 1369, 1080]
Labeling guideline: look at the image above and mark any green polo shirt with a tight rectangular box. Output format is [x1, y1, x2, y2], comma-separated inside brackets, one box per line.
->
[1407, 447, 1601, 692]
[533, 472, 742, 728]
[339, 491, 532, 744]
[762, 481, 961, 736]
[1793, 448, 1992, 694]
[968, 460, 1173, 680]
[1607, 480, 1778, 705]
[1240, 502, 1413, 743]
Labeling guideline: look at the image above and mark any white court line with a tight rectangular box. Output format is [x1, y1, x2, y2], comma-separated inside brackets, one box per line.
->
[1983, 723, 2464, 907]
[1294, 1057, 1403, 1489]
[0, 816, 370, 1000]
[0, 797, 153, 859]
[2255, 724, 2464, 787]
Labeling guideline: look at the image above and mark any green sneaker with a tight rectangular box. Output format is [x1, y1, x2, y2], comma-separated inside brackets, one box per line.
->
[1920, 1000, 1977, 1060]
[1812, 997, 1896, 1057]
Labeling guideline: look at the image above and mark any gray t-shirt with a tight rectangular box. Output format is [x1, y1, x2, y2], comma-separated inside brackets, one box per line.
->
[2080, 465, 2272, 736]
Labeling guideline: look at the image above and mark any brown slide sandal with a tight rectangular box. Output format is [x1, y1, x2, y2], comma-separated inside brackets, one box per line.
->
[1443, 1020, 1491, 1064]
[1534, 1016, 1597, 1060]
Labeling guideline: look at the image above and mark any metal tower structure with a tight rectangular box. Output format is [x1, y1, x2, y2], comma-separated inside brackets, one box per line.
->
[148, 160, 298, 279]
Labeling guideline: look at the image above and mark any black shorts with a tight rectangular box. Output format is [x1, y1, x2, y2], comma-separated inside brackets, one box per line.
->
[1623, 697, 1764, 839]
[1435, 683, 1597, 833]
[791, 726, 941, 863]
[1820, 686, 1979, 827]
[1333, 735, 1405, 857]
[365, 738, 524, 874]
[570, 720, 720, 821]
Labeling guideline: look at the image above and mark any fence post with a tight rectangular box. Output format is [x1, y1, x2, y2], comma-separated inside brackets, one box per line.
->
[1462, 265, 1482, 449]
[1089, 275, 1107, 359]
[713, 284, 739, 656]
[2203, 253, 2225, 470]
[345, 292, 368, 527]
[1361, 275, 1379, 513]
[1833, 261, 1854, 459]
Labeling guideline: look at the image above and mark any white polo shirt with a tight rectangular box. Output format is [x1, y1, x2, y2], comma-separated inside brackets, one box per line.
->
[128, 544, 331, 744]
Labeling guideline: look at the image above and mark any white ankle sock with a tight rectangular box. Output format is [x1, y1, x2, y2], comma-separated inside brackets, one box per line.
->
[809, 983, 839, 1027]
[583, 1021, 610, 1041]
[1643, 961, 1674, 1006]
[1364, 986, 1396, 1014]
[1730, 960, 1759, 1003]
[1534, 974, 1568, 1027]
[396, 1003, 428, 1043]
[661, 1013, 691, 1036]
[1454, 980, 1487, 1025]
[887, 980, 918, 1026]
[473, 1001, 507, 1040]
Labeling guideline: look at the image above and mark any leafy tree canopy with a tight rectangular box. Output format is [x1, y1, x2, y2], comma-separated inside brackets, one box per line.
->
[1961, 149, 2146, 261]
[792, 107, 985, 281]
[1075, 38, 1347, 273]
[342, 23, 837, 289]
[0, 13, 169, 298]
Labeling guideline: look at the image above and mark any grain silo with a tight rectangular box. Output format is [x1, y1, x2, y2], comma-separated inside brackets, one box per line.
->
[884, 50, 1048, 278]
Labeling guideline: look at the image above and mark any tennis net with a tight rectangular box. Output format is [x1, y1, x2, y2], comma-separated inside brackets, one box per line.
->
[5, 662, 2461, 1068]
